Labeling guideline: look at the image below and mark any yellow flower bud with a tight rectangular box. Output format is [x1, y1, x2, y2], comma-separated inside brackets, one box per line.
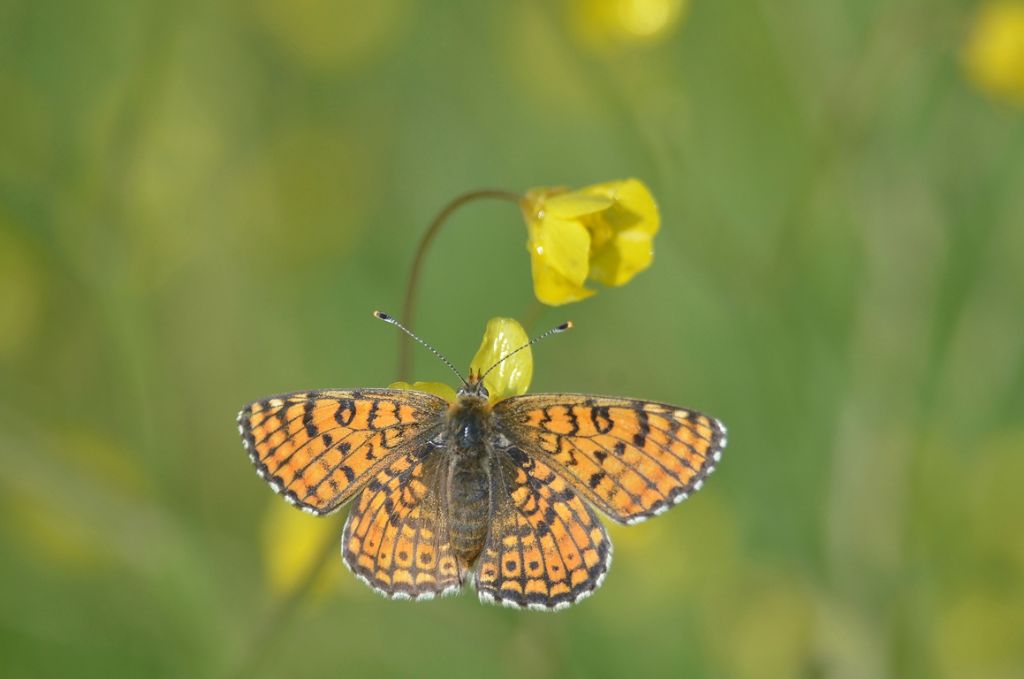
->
[521, 178, 660, 306]
[469, 317, 533, 402]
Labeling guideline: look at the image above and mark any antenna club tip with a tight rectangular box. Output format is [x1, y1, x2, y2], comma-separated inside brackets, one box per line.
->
[558, 321, 573, 331]
[373, 310, 393, 321]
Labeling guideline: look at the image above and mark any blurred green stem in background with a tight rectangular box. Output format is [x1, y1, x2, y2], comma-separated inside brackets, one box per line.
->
[234, 188, 520, 675]
[231, 518, 341, 679]
[399, 189, 521, 379]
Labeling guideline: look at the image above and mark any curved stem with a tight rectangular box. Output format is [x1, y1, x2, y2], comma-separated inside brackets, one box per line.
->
[398, 188, 521, 379]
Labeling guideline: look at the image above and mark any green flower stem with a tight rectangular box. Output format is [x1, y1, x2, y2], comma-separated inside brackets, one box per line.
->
[233, 189, 520, 676]
[398, 188, 521, 379]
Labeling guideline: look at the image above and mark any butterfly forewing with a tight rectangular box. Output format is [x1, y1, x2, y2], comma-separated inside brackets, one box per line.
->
[475, 447, 611, 610]
[237, 389, 448, 515]
[239, 384, 726, 609]
[493, 394, 726, 525]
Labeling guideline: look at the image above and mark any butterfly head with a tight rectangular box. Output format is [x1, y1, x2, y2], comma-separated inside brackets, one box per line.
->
[457, 370, 490, 402]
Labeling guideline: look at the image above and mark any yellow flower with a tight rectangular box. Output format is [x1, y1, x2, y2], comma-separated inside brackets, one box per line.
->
[469, 317, 533, 401]
[521, 178, 660, 306]
[390, 318, 533, 403]
[963, 1, 1024, 107]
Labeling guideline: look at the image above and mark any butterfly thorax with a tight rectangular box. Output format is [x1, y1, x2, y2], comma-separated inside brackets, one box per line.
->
[444, 393, 494, 566]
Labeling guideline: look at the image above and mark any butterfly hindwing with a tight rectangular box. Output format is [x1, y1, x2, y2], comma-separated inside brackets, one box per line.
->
[493, 394, 726, 525]
[475, 446, 611, 610]
[342, 444, 463, 599]
[238, 389, 447, 515]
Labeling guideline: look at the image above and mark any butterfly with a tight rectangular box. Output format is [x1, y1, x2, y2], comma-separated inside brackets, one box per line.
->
[237, 313, 726, 611]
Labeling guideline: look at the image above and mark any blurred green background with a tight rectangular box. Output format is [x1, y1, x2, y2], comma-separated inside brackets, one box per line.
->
[2, 0, 1023, 677]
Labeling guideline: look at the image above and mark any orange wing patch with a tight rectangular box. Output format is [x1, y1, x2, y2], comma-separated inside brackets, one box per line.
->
[494, 394, 726, 525]
[475, 448, 611, 610]
[238, 389, 447, 515]
[342, 448, 463, 600]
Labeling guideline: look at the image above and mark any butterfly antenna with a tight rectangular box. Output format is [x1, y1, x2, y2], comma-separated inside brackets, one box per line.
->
[373, 311, 469, 387]
[480, 321, 573, 383]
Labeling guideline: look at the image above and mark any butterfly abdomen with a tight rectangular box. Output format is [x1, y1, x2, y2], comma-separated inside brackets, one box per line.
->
[445, 396, 494, 566]
[447, 457, 491, 566]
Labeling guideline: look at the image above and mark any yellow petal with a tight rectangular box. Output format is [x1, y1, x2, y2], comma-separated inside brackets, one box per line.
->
[544, 191, 614, 219]
[529, 249, 596, 305]
[469, 318, 533, 401]
[531, 216, 591, 283]
[586, 178, 661, 236]
[388, 380, 457, 402]
[519, 187, 559, 226]
[582, 179, 659, 287]
[526, 213, 595, 305]
[588, 228, 655, 287]
[262, 499, 340, 598]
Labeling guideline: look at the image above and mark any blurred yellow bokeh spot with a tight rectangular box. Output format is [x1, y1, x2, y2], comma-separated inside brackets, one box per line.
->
[223, 124, 378, 265]
[0, 223, 42, 360]
[57, 429, 151, 503]
[1, 428, 154, 573]
[600, 493, 741, 623]
[569, 0, 690, 51]
[968, 431, 1024, 569]
[3, 490, 109, 572]
[963, 1, 1024, 106]
[262, 499, 343, 598]
[724, 577, 819, 679]
[252, 0, 412, 72]
[935, 592, 1024, 677]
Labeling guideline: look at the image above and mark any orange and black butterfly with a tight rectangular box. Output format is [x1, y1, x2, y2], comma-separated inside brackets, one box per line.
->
[237, 313, 726, 611]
